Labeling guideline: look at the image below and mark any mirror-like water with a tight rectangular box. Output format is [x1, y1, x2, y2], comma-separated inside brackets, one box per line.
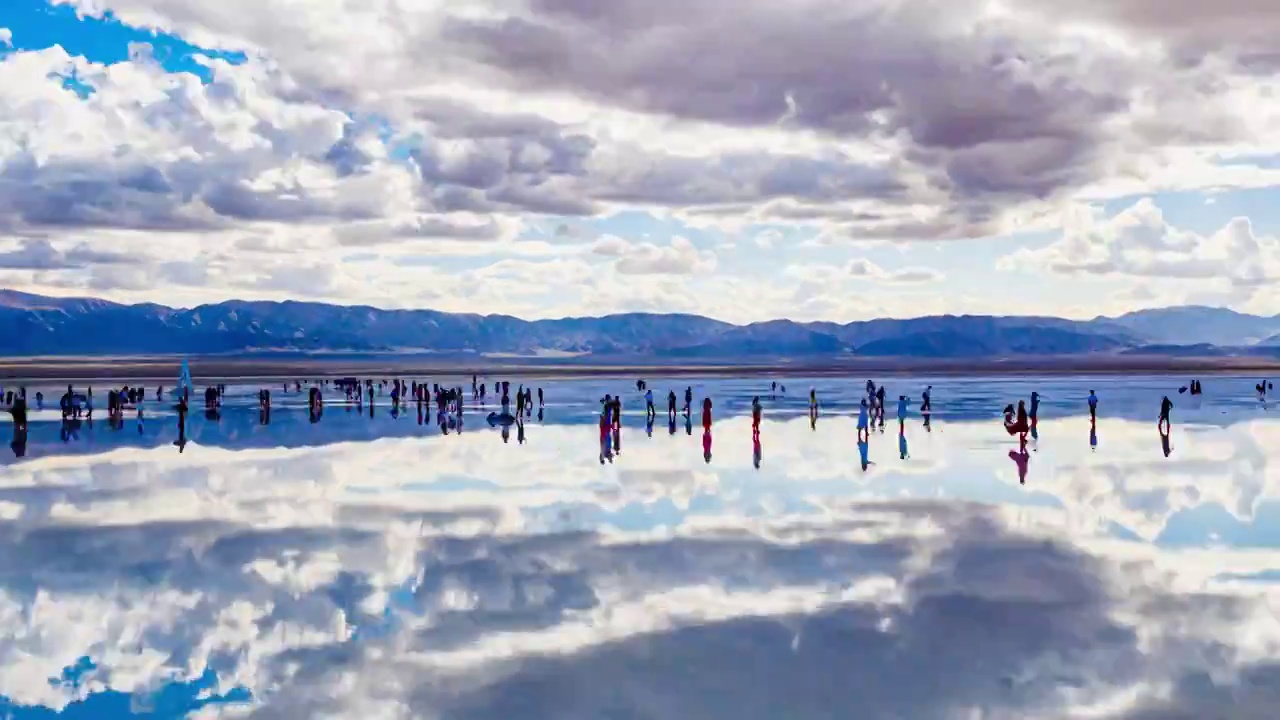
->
[0, 374, 1276, 718]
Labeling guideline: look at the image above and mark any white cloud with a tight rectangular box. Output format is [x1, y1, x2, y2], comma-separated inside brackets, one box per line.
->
[610, 236, 717, 276]
[998, 198, 1280, 308]
[2, 0, 1280, 318]
[0, 28, 12, 48]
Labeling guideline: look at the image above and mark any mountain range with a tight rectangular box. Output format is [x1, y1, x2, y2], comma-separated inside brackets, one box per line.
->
[4, 290, 1280, 359]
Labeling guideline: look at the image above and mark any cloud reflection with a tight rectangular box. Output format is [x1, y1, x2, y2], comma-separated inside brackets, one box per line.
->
[0, 382, 1277, 717]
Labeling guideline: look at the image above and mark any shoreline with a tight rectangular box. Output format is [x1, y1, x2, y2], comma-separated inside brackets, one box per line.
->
[2, 354, 1279, 382]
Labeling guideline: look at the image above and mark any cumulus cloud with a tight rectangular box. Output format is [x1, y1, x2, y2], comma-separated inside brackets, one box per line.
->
[602, 236, 717, 276]
[846, 258, 942, 284]
[998, 198, 1280, 305]
[0, 0, 1277, 317]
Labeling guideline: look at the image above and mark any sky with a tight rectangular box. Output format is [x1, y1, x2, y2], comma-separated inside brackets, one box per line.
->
[2, 0, 1280, 323]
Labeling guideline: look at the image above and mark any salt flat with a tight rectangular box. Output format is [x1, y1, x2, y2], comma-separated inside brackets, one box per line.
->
[0, 374, 1277, 718]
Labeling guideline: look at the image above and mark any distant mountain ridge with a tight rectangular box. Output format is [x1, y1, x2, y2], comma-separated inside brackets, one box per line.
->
[1, 289, 1276, 359]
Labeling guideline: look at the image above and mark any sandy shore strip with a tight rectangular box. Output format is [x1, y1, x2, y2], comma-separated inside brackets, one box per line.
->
[1, 354, 1279, 382]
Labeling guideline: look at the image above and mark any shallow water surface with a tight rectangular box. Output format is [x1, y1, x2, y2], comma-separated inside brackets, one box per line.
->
[0, 374, 1277, 718]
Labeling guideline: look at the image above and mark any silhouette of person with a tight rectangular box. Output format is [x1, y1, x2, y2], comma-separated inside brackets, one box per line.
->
[857, 398, 870, 442]
[1158, 395, 1173, 433]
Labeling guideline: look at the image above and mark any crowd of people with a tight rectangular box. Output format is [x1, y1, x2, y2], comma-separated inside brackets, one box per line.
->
[2, 374, 1270, 468]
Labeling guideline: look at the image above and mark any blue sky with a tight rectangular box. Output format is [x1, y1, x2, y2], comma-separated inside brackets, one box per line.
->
[1, 0, 1279, 323]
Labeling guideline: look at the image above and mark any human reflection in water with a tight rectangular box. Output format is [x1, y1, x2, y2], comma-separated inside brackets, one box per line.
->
[517, 417, 526, 445]
[417, 403, 424, 426]
[752, 435, 761, 469]
[1008, 447, 1030, 484]
[857, 437, 870, 471]
[1159, 423, 1173, 457]
[537, 407, 544, 423]
[685, 413, 692, 436]
[309, 404, 322, 424]
[260, 405, 270, 426]
[645, 413, 655, 438]
[898, 430, 909, 460]
[60, 418, 81, 443]
[668, 414, 677, 435]
[11, 423, 27, 457]
[1089, 419, 1098, 451]
[923, 414, 932, 432]
[702, 427, 712, 464]
[613, 424, 621, 455]
[599, 435, 613, 464]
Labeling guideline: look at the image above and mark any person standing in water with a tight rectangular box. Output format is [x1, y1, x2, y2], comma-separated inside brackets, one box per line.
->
[857, 398, 870, 442]
[684, 387, 693, 415]
[1158, 395, 1173, 433]
[897, 394, 908, 433]
[921, 386, 932, 415]
[667, 390, 677, 420]
[875, 385, 886, 428]
[751, 396, 762, 436]
[538, 387, 544, 408]
[1087, 390, 1098, 422]
[645, 387, 655, 422]
[701, 396, 713, 430]
[1029, 391, 1040, 431]
[809, 387, 817, 414]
